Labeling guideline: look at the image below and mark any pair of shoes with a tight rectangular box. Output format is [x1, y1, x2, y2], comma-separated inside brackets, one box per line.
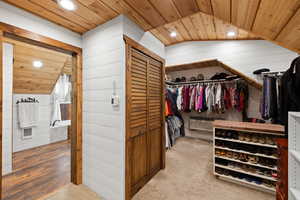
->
[248, 155, 259, 164]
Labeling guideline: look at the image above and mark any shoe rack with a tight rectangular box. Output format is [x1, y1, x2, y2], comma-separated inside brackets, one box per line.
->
[288, 112, 300, 200]
[212, 120, 285, 194]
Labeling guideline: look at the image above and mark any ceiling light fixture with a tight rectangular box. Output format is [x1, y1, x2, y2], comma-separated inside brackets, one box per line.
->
[58, 0, 76, 11]
[227, 31, 236, 37]
[33, 60, 43, 68]
[170, 31, 177, 38]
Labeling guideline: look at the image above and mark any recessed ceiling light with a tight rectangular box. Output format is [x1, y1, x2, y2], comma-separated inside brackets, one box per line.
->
[33, 60, 43, 68]
[170, 31, 177, 38]
[58, 0, 76, 11]
[227, 31, 236, 37]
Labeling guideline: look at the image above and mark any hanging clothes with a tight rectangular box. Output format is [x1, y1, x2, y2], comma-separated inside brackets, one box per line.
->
[280, 56, 300, 133]
[261, 76, 279, 122]
[182, 86, 191, 112]
[176, 86, 183, 111]
[165, 88, 185, 146]
[166, 80, 248, 115]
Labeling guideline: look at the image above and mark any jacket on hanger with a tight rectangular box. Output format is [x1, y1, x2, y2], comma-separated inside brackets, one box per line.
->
[280, 56, 300, 133]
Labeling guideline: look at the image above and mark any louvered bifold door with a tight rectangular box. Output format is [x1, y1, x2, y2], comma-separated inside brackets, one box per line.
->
[127, 48, 148, 194]
[147, 57, 163, 174]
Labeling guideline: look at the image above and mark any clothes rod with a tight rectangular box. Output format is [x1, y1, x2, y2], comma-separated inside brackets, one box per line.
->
[165, 78, 242, 85]
[261, 71, 285, 75]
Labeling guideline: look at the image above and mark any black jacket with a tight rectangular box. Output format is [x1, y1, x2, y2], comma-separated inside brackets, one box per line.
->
[280, 56, 300, 134]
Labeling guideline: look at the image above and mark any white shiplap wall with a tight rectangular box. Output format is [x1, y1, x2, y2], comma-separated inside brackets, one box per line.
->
[82, 16, 126, 200]
[82, 15, 165, 200]
[0, 1, 81, 47]
[2, 43, 13, 175]
[166, 40, 298, 81]
[12, 94, 68, 152]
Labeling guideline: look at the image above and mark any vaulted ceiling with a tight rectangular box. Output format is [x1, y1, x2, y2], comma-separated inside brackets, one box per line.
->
[2, 0, 300, 53]
[5, 38, 72, 94]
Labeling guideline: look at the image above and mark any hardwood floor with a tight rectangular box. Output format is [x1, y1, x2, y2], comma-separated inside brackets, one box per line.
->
[2, 140, 71, 200]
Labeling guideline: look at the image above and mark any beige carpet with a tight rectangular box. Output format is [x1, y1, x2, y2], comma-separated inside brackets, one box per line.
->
[133, 137, 275, 200]
[42, 184, 101, 200]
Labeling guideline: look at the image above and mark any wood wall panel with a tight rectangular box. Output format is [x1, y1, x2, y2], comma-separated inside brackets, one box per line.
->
[3, 0, 300, 53]
[276, 9, 300, 51]
[151, 12, 260, 45]
[76, 0, 118, 21]
[195, 0, 213, 15]
[29, 0, 99, 29]
[148, 0, 181, 22]
[231, 0, 261, 30]
[2, 0, 88, 33]
[180, 17, 200, 40]
[124, 0, 166, 27]
[172, 0, 200, 17]
[211, 0, 231, 22]
[7, 39, 72, 94]
[252, 0, 300, 39]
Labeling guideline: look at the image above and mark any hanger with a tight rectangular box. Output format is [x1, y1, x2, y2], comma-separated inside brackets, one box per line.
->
[16, 97, 39, 104]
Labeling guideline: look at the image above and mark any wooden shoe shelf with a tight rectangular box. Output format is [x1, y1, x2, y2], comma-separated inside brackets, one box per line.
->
[213, 120, 285, 194]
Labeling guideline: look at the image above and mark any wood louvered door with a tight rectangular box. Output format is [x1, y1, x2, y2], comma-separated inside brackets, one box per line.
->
[126, 41, 164, 199]
[147, 57, 163, 175]
[127, 48, 148, 195]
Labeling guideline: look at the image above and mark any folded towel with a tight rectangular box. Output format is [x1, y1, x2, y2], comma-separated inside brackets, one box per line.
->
[18, 103, 39, 128]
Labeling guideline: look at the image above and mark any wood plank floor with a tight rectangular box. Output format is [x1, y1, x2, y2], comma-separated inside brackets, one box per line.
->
[2, 140, 71, 200]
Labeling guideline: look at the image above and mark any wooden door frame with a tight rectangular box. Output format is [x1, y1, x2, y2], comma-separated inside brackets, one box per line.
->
[123, 35, 166, 200]
[0, 22, 83, 199]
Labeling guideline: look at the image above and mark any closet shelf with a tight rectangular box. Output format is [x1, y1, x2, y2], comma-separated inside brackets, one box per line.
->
[215, 156, 277, 171]
[215, 164, 277, 181]
[215, 137, 277, 148]
[289, 112, 300, 118]
[291, 150, 300, 165]
[214, 121, 284, 195]
[215, 146, 278, 159]
[165, 78, 242, 86]
[290, 188, 300, 200]
[215, 173, 276, 193]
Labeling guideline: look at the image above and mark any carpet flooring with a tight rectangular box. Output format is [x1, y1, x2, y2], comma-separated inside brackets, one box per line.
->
[133, 137, 275, 200]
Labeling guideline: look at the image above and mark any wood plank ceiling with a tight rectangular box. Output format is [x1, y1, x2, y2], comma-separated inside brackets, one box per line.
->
[5, 38, 72, 94]
[2, 0, 300, 52]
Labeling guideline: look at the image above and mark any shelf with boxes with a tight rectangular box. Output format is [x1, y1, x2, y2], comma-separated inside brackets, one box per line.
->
[213, 120, 285, 194]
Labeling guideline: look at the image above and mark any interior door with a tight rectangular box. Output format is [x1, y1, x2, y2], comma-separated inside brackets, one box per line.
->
[126, 40, 165, 199]
[127, 48, 149, 194]
[147, 57, 163, 174]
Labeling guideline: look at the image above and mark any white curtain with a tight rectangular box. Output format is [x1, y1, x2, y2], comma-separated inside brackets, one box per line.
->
[50, 74, 71, 126]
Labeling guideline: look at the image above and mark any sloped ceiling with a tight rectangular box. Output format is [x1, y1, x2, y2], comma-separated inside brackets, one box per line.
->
[6, 38, 72, 94]
[2, 0, 300, 53]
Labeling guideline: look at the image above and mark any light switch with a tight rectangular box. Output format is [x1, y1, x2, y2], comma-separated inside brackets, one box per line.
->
[111, 95, 120, 107]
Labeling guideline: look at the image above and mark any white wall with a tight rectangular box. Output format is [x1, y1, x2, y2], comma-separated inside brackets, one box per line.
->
[82, 15, 165, 200]
[0, 1, 82, 47]
[166, 40, 298, 81]
[123, 16, 165, 58]
[2, 43, 13, 175]
[82, 16, 126, 200]
[13, 94, 68, 152]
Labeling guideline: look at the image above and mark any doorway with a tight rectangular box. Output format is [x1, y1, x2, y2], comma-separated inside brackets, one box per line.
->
[0, 24, 82, 200]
